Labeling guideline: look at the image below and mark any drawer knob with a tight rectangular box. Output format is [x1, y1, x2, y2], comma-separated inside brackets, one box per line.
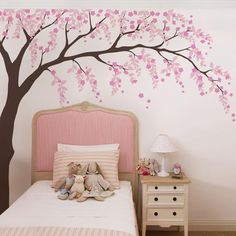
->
[154, 197, 158, 202]
[155, 186, 158, 190]
[173, 211, 177, 216]
[154, 212, 158, 216]
[173, 186, 177, 190]
[173, 197, 177, 201]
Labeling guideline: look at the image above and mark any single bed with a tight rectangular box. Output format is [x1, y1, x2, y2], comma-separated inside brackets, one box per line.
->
[0, 101, 139, 236]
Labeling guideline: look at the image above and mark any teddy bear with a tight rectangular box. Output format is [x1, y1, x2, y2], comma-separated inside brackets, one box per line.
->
[68, 175, 86, 200]
[77, 161, 115, 202]
[149, 159, 159, 176]
[54, 162, 81, 200]
[136, 158, 150, 175]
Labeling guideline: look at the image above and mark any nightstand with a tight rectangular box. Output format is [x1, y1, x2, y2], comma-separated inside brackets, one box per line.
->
[140, 174, 190, 236]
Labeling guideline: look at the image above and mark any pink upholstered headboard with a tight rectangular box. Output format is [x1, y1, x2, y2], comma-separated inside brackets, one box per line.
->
[32, 101, 138, 181]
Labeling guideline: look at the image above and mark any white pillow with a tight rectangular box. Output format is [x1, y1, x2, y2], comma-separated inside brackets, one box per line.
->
[57, 143, 119, 152]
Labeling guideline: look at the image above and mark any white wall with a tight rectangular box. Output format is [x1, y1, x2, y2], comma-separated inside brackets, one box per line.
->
[0, 0, 236, 230]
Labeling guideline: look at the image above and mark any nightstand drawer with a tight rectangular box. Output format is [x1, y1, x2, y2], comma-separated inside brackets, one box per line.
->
[147, 184, 184, 193]
[147, 208, 184, 221]
[147, 194, 184, 206]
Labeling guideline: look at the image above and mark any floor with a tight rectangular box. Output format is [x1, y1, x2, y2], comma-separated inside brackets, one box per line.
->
[146, 232, 236, 236]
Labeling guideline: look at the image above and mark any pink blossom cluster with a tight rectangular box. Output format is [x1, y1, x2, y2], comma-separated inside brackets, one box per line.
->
[191, 26, 212, 47]
[108, 62, 124, 95]
[15, 9, 49, 37]
[50, 69, 68, 106]
[104, 9, 120, 27]
[208, 63, 233, 116]
[0, 9, 14, 40]
[124, 54, 142, 84]
[107, 49, 160, 97]
[120, 10, 152, 40]
[189, 43, 206, 66]
[90, 22, 111, 41]
[67, 64, 85, 91]
[161, 57, 185, 92]
[28, 39, 39, 66]
[191, 68, 206, 96]
[138, 49, 159, 88]
[88, 9, 120, 43]
[67, 63, 100, 100]
[56, 9, 88, 31]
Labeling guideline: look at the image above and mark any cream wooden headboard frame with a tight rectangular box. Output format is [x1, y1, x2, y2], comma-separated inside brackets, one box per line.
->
[32, 101, 139, 204]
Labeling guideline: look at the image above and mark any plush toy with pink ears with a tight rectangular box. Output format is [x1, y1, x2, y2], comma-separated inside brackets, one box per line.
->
[149, 159, 159, 176]
[136, 158, 150, 175]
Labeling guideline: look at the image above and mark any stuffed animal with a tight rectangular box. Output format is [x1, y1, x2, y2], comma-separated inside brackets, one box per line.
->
[136, 159, 150, 175]
[149, 159, 159, 176]
[68, 175, 86, 200]
[77, 162, 115, 202]
[54, 162, 81, 200]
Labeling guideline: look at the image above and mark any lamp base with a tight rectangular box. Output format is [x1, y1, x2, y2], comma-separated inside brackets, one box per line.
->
[158, 170, 169, 177]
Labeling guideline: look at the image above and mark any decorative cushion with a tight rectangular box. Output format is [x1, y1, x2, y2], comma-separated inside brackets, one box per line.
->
[52, 151, 120, 188]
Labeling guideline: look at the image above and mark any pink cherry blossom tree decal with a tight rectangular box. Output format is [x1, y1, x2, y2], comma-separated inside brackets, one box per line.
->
[0, 8, 234, 213]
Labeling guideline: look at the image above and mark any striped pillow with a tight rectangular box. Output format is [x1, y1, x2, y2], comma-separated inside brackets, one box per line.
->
[52, 151, 120, 188]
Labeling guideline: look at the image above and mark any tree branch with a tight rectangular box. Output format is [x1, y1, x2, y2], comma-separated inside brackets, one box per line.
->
[73, 59, 86, 73]
[159, 48, 209, 76]
[33, 12, 65, 39]
[39, 50, 45, 67]
[158, 48, 224, 94]
[67, 13, 106, 51]
[65, 22, 69, 47]
[59, 22, 70, 57]
[111, 25, 141, 49]
[0, 42, 13, 78]
[208, 80, 224, 94]
[17, 16, 31, 41]
[93, 55, 128, 72]
[173, 47, 190, 53]
[157, 51, 171, 62]
[165, 29, 178, 43]
[88, 11, 93, 30]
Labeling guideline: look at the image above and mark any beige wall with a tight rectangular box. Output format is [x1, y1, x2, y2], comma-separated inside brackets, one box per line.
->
[0, 0, 236, 230]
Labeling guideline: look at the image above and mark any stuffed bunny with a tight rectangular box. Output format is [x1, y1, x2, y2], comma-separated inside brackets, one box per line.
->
[68, 175, 86, 200]
[149, 159, 159, 176]
[54, 162, 81, 200]
[77, 161, 115, 202]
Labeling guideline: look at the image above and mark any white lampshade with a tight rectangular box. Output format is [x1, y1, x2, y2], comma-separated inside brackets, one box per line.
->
[150, 134, 176, 153]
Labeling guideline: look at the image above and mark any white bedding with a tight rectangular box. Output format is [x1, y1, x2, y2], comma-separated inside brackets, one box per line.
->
[0, 181, 137, 235]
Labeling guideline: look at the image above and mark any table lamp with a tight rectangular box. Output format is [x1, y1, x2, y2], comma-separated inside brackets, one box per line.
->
[150, 134, 176, 177]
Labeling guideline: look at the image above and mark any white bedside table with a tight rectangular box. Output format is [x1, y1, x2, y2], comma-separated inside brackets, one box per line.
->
[140, 173, 190, 236]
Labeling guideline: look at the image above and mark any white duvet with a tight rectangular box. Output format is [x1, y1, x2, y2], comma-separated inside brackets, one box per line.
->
[0, 181, 137, 235]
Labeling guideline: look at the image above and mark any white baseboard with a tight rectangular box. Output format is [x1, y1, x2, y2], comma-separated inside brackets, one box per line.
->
[189, 220, 236, 231]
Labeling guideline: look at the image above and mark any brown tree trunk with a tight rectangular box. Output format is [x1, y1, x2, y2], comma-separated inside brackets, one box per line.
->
[0, 94, 21, 214]
[0, 159, 11, 214]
